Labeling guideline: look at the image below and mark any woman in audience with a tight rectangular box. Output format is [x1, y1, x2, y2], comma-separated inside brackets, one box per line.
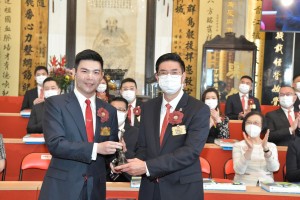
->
[201, 87, 229, 143]
[0, 134, 6, 173]
[96, 76, 114, 102]
[233, 111, 280, 185]
[286, 137, 300, 182]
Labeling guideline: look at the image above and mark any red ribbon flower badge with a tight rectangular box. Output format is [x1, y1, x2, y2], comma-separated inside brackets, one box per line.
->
[97, 108, 109, 123]
[169, 110, 184, 125]
[248, 99, 256, 110]
[133, 106, 141, 116]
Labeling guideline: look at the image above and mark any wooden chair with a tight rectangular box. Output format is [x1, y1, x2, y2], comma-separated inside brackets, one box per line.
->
[19, 153, 51, 181]
[224, 158, 235, 179]
[200, 157, 212, 178]
[283, 164, 286, 181]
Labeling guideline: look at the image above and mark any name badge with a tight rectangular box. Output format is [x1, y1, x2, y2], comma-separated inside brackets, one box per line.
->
[172, 125, 186, 136]
[100, 127, 111, 136]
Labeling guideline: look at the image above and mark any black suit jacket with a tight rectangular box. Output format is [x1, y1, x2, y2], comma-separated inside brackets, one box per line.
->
[27, 102, 44, 133]
[294, 96, 300, 112]
[131, 98, 143, 128]
[266, 108, 297, 146]
[286, 137, 300, 182]
[136, 93, 210, 200]
[39, 92, 118, 200]
[21, 87, 38, 111]
[225, 93, 261, 120]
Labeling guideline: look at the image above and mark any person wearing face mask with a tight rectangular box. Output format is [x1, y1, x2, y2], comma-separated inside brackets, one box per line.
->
[27, 77, 61, 133]
[292, 74, 300, 112]
[266, 85, 300, 146]
[232, 111, 280, 186]
[21, 66, 49, 111]
[112, 53, 210, 200]
[201, 87, 229, 143]
[96, 76, 115, 102]
[108, 97, 139, 182]
[225, 75, 261, 120]
[120, 78, 143, 128]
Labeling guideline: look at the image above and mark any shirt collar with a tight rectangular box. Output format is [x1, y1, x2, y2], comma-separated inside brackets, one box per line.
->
[74, 87, 96, 107]
[162, 90, 184, 110]
[239, 92, 248, 98]
[281, 106, 294, 113]
[130, 98, 137, 108]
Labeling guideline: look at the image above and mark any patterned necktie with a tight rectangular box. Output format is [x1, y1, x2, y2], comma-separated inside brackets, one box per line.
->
[241, 95, 246, 111]
[85, 99, 94, 142]
[127, 104, 132, 125]
[160, 103, 171, 146]
[288, 110, 294, 127]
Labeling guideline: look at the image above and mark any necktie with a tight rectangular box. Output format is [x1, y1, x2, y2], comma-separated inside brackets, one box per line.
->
[160, 103, 171, 146]
[288, 110, 294, 127]
[241, 95, 246, 111]
[127, 104, 132, 125]
[85, 99, 94, 142]
[40, 88, 44, 99]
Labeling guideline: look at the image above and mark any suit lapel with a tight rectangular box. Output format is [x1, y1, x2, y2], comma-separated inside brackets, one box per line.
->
[278, 108, 291, 126]
[234, 93, 243, 111]
[95, 98, 105, 142]
[154, 97, 163, 152]
[65, 92, 87, 141]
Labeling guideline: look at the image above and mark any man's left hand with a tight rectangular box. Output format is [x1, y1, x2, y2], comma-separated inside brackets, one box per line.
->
[114, 158, 146, 176]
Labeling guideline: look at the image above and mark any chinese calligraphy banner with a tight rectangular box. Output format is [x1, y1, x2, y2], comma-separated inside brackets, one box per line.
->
[0, 0, 21, 96]
[19, 0, 48, 95]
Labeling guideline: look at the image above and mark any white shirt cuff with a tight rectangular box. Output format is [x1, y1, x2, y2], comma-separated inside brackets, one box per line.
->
[145, 161, 150, 176]
[91, 143, 97, 160]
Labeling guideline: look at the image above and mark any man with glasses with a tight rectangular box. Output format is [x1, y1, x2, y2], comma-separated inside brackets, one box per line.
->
[225, 75, 261, 120]
[266, 85, 300, 146]
[112, 53, 210, 200]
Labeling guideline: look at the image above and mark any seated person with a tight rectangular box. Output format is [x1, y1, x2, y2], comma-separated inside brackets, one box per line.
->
[21, 66, 49, 111]
[120, 78, 143, 127]
[27, 77, 61, 133]
[225, 75, 261, 120]
[233, 111, 280, 186]
[292, 74, 300, 111]
[96, 76, 114, 102]
[108, 96, 139, 182]
[0, 134, 6, 173]
[286, 137, 300, 182]
[201, 87, 229, 143]
[266, 85, 300, 146]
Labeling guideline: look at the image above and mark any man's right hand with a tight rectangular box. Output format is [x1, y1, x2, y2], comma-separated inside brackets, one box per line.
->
[97, 141, 123, 155]
[33, 97, 44, 105]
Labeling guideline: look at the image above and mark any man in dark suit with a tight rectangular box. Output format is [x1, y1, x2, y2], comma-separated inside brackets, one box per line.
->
[292, 74, 300, 112]
[286, 136, 300, 182]
[21, 66, 48, 111]
[225, 75, 261, 120]
[39, 49, 122, 200]
[114, 53, 210, 200]
[266, 85, 300, 146]
[108, 96, 139, 182]
[27, 77, 61, 133]
[120, 78, 143, 127]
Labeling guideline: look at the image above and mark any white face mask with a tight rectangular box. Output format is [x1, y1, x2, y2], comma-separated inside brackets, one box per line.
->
[121, 90, 136, 103]
[96, 83, 107, 93]
[36, 75, 47, 86]
[44, 90, 59, 98]
[158, 74, 182, 95]
[296, 82, 300, 91]
[205, 99, 218, 110]
[279, 96, 294, 108]
[245, 124, 261, 138]
[117, 110, 127, 126]
[239, 84, 250, 94]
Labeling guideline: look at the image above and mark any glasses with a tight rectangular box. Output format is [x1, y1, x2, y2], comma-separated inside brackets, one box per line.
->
[157, 70, 182, 76]
[116, 108, 127, 112]
[245, 121, 262, 126]
[279, 93, 295, 97]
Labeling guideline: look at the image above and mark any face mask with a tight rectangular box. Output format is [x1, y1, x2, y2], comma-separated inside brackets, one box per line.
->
[44, 90, 59, 98]
[117, 110, 127, 126]
[158, 74, 182, 95]
[36, 75, 47, 86]
[296, 82, 300, 91]
[96, 83, 107, 93]
[239, 84, 250, 94]
[279, 96, 294, 108]
[245, 124, 261, 138]
[205, 99, 218, 109]
[121, 90, 136, 103]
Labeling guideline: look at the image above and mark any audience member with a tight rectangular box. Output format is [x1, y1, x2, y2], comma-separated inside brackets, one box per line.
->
[120, 78, 142, 127]
[225, 75, 261, 120]
[96, 76, 114, 102]
[286, 137, 300, 182]
[27, 77, 61, 133]
[292, 74, 300, 111]
[202, 87, 229, 143]
[0, 134, 6, 173]
[233, 111, 280, 186]
[21, 66, 48, 111]
[266, 85, 300, 146]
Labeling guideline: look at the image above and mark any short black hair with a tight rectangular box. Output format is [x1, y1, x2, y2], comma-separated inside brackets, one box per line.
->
[34, 66, 48, 75]
[201, 87, 220, 110]
[155, 53, 185, 73]
[120, 78, 137, 89]
[242, 111, 267, 135]
[110, 96, 129, 110]
[279, 85, 295, 92]
[74, 49, 104, 71]
[293, 74, 300, 82]
[240, 75, 253, 83]
[43, 77, 60, 89]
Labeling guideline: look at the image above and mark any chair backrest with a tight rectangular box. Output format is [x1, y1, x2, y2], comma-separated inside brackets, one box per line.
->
[224, 158, 235, 179]
[200, 157, 212, 178]
[19, 153, 52, 181]
[283, 164, 286, 181]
